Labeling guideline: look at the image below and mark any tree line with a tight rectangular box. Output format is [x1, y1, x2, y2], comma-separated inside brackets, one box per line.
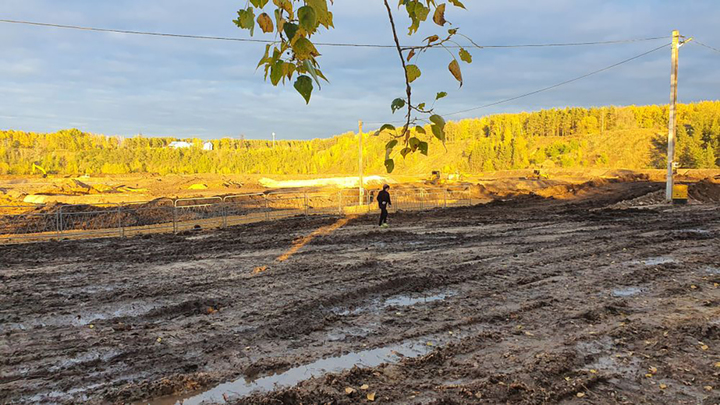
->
[1, 102, 718, 176]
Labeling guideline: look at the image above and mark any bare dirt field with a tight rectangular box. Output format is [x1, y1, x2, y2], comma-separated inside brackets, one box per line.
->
[1, 180, 719, 404]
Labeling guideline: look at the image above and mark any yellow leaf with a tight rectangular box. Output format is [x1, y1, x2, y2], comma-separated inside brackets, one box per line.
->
[645, 373, 653, 378]
[360, 384, 369, 390]
[367, 392, 376, 401]
[448, 60, 463, 87]
[589, 369, 598, 374]
[649, 366, 657, 373]
[157, 337, 162, 343]
[576, 392, 585, 398]
[89, 324, 94, 329]
[257, 13, 274, 33]
[564, 377, 571, 382]
[714, 362, 720, 368]
[345, 387, 356, 395]
[659, 383, 667, 389]
[433, 4, 447, 26]
[701, 345, 709, 351]
[704, 386, 713, 391]
[690, 285, 698, 289]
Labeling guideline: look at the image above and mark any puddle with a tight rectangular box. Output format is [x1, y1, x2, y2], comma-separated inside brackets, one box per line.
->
[150, 332, 463, 405]
[633, 256, 676, 266]
[705, 266, 720, 275]
[612, 287, 642, 297]
[383, 292, 454, 308]
[333, 290, 456, 316]
[326, 326, 373, 342]
[0, 301, 163, 332]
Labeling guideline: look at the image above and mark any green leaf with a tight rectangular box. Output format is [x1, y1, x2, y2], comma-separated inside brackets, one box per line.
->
[303, 60, 323, 87]
[293, 37, 319, 60]
[294, 75, 313, 104]
[298, 6, 317, 32]
[283, 22, 299, 41]
[436, 91, 448, 100]
[400, 147, 412, 158]
[385, 139, 398, 150]
[448, 59, 463, 87]
[305, 0, 333, 28]
[430, 114, 446, 142]
[406, 64, 422, 83]
[417, 103, 426, 110]
[448, 0, 466, 9]
[250, 0, 269, 7]
[414, 126, 426, 135]
[459, 48, 472, 63]
[257, 13, 274, 33]
[409, 137, 421, 149]
[270, 60, 284, 85]
[375, 124, 396, 136]
[418, 141, 429, 156]
[430, 114, 446, 128]
[391, 98, 406, 114]
[234, 8, 256, 36]
[433, 3, 447, 26]
[384, 158, 395, 173]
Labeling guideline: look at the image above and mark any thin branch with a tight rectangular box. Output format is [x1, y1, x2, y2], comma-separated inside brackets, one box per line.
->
[383, 0, 412, 141]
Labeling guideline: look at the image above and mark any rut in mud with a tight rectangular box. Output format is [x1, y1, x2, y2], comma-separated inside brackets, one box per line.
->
[1, 180, 719, 404]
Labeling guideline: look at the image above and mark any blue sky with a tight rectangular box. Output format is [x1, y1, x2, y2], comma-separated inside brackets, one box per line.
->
[1, 0, 718, 140]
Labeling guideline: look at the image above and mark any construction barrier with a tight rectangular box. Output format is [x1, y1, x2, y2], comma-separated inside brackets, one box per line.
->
[0, 187, 475, 243]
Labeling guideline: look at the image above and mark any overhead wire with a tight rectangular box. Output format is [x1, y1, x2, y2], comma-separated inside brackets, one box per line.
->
[0, 19, 667, 49]
[693, 40, 720, 55]
[443, 43, 671, 116]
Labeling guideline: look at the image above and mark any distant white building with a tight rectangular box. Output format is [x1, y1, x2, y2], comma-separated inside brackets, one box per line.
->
[203, 142, 214, 151]
[169, 141, 192, 149]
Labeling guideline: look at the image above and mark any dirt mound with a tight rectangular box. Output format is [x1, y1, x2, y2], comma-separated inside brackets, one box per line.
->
[689, 179, 720, 203]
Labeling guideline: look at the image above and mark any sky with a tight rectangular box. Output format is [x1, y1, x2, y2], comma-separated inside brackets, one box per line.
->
[0, 0, 719, 141]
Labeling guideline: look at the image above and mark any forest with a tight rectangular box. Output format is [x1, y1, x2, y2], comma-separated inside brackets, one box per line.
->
[1, 102, 718, 176]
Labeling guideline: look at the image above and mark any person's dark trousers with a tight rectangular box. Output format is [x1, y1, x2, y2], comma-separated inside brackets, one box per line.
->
[379, 207, 388, 226]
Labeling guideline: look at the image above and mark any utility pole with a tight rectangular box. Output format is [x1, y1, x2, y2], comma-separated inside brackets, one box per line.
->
[272, 132, 276, 148]
[358, 120, 364, 206]
[665, 31, 680, 201]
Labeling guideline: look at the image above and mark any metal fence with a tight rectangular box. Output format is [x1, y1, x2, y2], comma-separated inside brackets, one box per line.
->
[0, 187, 475, 243]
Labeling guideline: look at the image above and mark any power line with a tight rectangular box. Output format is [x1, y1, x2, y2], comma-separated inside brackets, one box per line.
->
[693, 40, 720, 55]
[444, 43, 670, 116]
[0, 19, 667, 50]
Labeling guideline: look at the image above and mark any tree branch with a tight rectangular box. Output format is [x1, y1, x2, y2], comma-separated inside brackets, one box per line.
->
[383, 0, 411, 140]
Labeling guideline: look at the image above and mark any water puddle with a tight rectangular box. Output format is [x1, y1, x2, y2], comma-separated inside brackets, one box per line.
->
[636, 256, 676, 266]
[333, 290, 456, 316]
[705, 266, 720, 275]
[1, 301, 162, 332]
[150, 332, 462, 405]
[612, 287, 642, 297]
[383, 292, 454, 307]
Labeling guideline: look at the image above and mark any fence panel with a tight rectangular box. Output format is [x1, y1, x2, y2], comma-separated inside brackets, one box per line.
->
[0, 207, 58, 241]
[120, 199, 175, 237]
[222, 193, 269, 226]
[0, 187, 477, 243]
[174, 197, 225, 232]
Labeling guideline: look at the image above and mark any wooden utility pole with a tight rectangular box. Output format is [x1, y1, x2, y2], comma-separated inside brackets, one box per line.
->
[358, 120, 364, 206]
[665, 30, 680, 202]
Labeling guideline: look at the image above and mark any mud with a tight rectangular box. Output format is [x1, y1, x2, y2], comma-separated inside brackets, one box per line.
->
[1, 180, 719, 404]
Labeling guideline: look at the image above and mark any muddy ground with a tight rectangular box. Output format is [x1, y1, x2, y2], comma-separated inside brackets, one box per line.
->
[1, 180, 719, 404]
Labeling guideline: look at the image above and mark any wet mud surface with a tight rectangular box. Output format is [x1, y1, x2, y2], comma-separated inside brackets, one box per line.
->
[1, 181, 719, 404]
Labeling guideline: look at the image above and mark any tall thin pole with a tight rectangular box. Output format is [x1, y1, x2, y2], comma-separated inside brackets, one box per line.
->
[272, 132, 276, 148]
[666, 30, 680, 202]
[358, 120, 364, 206]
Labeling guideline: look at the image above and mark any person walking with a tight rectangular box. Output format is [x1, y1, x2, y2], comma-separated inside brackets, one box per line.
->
[377, 184, 391, 227]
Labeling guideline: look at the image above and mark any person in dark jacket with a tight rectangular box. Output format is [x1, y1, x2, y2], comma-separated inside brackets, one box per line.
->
[377, 184, 391, 227]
